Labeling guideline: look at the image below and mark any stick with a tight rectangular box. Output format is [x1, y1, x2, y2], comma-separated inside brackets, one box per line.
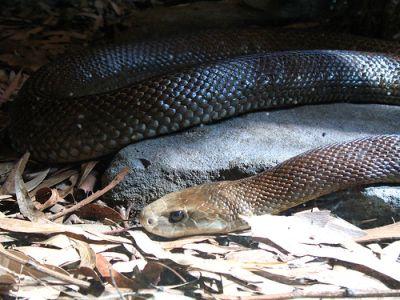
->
[0, 246, 91, 289]
[48, 167, 129, 221]
[215, 289, 400, 299]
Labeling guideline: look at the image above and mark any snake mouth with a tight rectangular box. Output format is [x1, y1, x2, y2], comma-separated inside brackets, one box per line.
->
[140, 205, 235, 238]
[139, 205, 159, 232]
[138, 181, 248, 238]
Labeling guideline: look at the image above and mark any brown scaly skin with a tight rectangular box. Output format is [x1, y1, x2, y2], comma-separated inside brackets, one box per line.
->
[8, 28, 400, 237]
[9, 28, 400, 162]
[140, 135, 400, 238]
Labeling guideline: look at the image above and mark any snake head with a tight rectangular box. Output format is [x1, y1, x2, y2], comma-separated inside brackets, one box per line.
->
[139, 182, 248, 238]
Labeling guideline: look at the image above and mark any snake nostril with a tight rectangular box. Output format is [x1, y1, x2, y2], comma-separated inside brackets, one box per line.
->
[147, 218, 154, 225]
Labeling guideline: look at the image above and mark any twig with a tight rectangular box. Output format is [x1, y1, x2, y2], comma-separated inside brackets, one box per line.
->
[48, 167, 129, 221]
[108, 264, 124, 300]
[101, 225, 135, 235]
[0, 246, 91, 289]
[215, 289, 400, 299]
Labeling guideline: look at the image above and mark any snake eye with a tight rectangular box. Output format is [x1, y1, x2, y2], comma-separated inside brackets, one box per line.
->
[168, 210, 185, 223]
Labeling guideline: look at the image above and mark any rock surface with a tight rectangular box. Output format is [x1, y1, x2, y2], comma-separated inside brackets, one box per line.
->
[312, 186, 400, 229]
[103, 102, 400, 227]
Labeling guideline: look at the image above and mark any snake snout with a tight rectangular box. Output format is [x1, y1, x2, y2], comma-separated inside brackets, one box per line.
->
[139, 206, 157, 231]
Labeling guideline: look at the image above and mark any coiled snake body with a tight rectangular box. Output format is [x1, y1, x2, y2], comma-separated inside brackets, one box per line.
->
[9, 28, 400, 237]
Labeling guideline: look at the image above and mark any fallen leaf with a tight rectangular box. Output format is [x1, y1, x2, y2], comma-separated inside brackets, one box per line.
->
[10, 285, 61, 299]
[182, 242, 238, 255]
[95, 253, 140, 289]
[14, 156, 45, 221]
[78, 161, 98, 188]
[356, 222, 400, 243]
[244, 213, 400, 284]
[24, 168, 50, 192]
[129, 230, 294, 294]
[101, 251, 130, 263]
[48, 167, 129, 221]
[72, 239, 97, 269]
[113, 259, 147, 273]
[0, 162, 13, 184]
[140, 261, 164, 285]
[1, 152, 29, 195]
[0, 217, 131, 244]
[0, 245, 89, 289]
[30, 169, 79, 196]
[35, 187, 64, 211]
[381, 241, 400, 263]
[304, 265, 390, 290]
[75, 203, 124, 222]
[108, 0, 123, 16]
[16, 246, 80, 267]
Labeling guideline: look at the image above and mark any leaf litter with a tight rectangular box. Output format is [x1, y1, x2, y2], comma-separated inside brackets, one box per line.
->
[0, 0, 400, 298]
[1, 160, 400, 299]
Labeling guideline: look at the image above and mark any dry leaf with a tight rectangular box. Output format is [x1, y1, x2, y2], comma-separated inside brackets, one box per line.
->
[35, 187, 64, 211]
[95, 253, 140, 289]
[0, 245, 89, 289]
[24, 168, 50, 192]
[72, 239, 97, 269]
[381, 241, 400, 263]
[182, 242, 238, 255]
[16, 246, 80, 267]
[10, 286, 61, 299]
[140, 261, 164, 285]
[14, 156, 46, 221]
[304, 265, 389, 290]
[160, 236, 210, 250]
[48, 167, 129, 221]
[0, 162, 14, 184]
[356, 222, 400, 243]
[0, 217, 131, 244]
[77, 172, 97, 197]
[1, 152, 29, 195]
[244, 213, 400, 283]
[75, 203, 124, 222]
[101, 251, 130, 263]
[129, 230, 294, 294]
[78, 161, 98, 188]
[225, 249, 278, 264]
[30, 169, 79, 196]
[113, 259, 147, 273]
[108, 0, 123, 16]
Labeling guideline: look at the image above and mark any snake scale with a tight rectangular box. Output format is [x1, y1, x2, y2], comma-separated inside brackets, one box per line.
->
[9, 28, 400, 237]
[140, 135, 400, 238]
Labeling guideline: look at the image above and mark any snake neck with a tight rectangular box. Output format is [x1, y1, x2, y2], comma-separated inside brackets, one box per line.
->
[226, 135, 400, 216]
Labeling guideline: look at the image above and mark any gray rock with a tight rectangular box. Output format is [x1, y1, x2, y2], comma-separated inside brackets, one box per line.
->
[291, 186, 400, 229]
[103, 103, 400, 222]
[337, 186, 400, 227]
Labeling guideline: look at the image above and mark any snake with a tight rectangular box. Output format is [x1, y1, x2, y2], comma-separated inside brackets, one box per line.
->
[140, 135, 400, 238]
[8, 28, 400, 237]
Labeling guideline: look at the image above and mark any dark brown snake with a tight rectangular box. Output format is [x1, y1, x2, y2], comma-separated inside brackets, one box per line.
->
[8, 28, 400, 237]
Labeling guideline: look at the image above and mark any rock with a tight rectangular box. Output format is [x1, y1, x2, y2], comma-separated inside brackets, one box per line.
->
[289, 186, 400, 229]
[103, 103, 400, 225]
[334, 186, 400, 228]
